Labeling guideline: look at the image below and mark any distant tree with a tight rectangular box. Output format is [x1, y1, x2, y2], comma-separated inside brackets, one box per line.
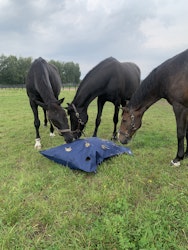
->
[63, 61, 81, 84]
[0, 55, 80, 86]
[0, 55, 17, 85]
[49, 60, 81, 85]
[48, 60, 65, 83]
[17, 57, 32, 84]
[0, 55, 32, 85]
[74, 63, 81, 84]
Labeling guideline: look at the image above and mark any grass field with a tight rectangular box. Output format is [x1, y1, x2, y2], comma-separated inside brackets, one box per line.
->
[0, 89, 188, 250]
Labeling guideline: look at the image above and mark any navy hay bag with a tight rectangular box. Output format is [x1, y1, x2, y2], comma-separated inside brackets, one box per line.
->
[40, 137, 132, 173]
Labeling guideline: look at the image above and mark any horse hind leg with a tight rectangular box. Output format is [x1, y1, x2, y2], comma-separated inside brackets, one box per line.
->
[171, 134, 185, 167]
[171, 105, 187, 166]
[43, 109, 48, 126]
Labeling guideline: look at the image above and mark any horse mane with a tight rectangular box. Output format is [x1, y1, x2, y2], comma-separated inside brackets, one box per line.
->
[75, 57, 118, 96]
[71, 56, 124, 109]
[128, 67, 159, 110]
[84, 57, 117, 79]
[129, 49, 188, 110]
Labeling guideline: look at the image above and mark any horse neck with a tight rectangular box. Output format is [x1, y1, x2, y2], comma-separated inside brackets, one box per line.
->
[72, 58, 118, 108]
[36, 81, 58, 104]
[41, 90, 57, 104]
[129, 74, 161, 115]
[73, 79, 101, 109]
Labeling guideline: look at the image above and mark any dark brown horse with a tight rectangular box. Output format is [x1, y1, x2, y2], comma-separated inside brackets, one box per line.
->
[67, 57, 141, 140]
[26, 57, 73, 149]
[118, 49, 188, 166]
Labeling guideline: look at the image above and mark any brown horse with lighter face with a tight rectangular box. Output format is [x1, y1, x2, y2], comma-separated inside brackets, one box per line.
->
[118, 49, 188, 166]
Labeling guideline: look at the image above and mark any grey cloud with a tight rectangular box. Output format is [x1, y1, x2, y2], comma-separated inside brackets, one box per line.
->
[0, 0, 188, 78]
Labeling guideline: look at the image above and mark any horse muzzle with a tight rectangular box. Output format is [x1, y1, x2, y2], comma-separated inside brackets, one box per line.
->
[118, 130, 131, 145]
[58, 129, 73, 143]
[72, 130, 82, 140]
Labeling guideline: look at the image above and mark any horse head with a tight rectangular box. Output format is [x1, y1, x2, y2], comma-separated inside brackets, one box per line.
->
[37, 98, 73, 143]
[118, 106, 142, 144]
[67, 103, 88, 139]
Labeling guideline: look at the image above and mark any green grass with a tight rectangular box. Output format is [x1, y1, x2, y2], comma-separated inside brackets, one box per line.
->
[0, 89, 188, 250]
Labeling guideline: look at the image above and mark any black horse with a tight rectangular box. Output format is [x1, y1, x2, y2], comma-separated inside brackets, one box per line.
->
[67, 57, 141, 140]
[118, 49, 188, 166]
[26, 57, 73, 149]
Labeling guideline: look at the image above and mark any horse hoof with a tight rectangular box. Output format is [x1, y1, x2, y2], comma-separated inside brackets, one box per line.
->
[184, 153, 188, 158]
[35, 138, 41, 149]
[111, 136, 117, 141]
[170, 160, 180, 167]
[50, 132, 55, 137]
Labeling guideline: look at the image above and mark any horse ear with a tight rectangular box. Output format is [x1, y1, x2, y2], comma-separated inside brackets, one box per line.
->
[57, 98, 65, 105]
[125, 100, 129, 106]
[66, 103, 73, 111]
[121, 105, 129, 113]
[66, 103, 70, 109]
[36, 100, 48, 110]
[124, 106, 129, 112]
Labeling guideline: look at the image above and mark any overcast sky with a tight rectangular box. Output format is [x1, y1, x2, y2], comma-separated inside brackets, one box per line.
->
[0, 0, 188, 78]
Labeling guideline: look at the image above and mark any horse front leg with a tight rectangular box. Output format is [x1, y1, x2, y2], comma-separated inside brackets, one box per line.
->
[184, 126, 188, 158]
[49, 121, 55, 137]
[30, 100, 41, 149]
[111, 105, 119, 140]
[44, 109, 55, 137]
[93, 98, 105, 137]
[171, 105, 187, 166]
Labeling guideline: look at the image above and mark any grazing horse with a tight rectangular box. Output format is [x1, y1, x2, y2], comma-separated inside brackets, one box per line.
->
[118, 49, 188, 166]
[67, 57, 141, 140]
[26, 57, 73, 149]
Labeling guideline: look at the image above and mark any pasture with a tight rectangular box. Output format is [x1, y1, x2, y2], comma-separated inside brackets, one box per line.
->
[0, 89, 188, 249]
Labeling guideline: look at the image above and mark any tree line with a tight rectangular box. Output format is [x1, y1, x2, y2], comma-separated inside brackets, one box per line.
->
[0, 55, 81, 86]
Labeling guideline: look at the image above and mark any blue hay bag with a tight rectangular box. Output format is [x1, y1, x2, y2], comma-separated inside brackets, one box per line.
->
[40, 137, 132, 173]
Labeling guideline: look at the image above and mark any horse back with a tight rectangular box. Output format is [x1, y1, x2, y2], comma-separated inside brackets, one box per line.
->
[153, 49, 188, 105]
[119, 62, 141, 100]
[26, 57, 62, 102]
[71, 57, 141, 107]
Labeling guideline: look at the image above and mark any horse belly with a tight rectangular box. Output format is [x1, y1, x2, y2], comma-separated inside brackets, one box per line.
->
[165, 80, 188, 107]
